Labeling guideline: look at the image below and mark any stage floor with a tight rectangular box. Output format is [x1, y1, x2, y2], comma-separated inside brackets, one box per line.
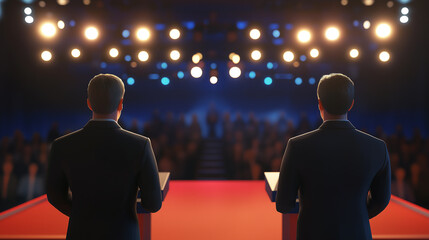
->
[1, 181, 429, 240]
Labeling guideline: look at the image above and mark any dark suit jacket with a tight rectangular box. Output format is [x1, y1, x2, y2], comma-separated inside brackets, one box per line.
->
[47, 120, 162, 240]
[276, 120, 391, 240]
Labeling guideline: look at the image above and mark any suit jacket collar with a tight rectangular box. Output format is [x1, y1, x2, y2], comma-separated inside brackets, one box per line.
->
[319, 120, 355, 130]
[83, 120, 121, 130]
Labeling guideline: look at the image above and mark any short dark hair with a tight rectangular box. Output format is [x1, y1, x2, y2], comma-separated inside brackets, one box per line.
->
[317, 73, 354, 115]
[87, 74, 125, 114]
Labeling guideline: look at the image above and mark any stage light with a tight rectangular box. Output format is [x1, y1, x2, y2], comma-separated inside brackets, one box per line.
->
[169, 28, 181, 40]
[210, 76, 218, 84]
[122, 29, 130, 38]
[138, 51, 149, 62]
[192, 53, 203, 64]
[400, 16, 409, 24]
[161, 62, 168, 69]
[300, 55, 307, 62]
[127, 77, 135, 86]
[57, 20, 65, 29]
[375, 23, 391, 39]
[40, 22, 56, 38]
[41, 50, 52, 62]
[341, 0, 348, 6]
[309, 77, 316, 85]
[124, 55, 132, 62]
[283, 51, 294, 62]
[39, 1, 46, 7]
[191, 66, 203, 78]
[349, 48, 359, 58]
[267, 62, 274, 69]
[177, 71, 184, 79]
[363, 20, 371, 29]
[25, 16, 34, 24]
[401, 7, 409, 15]
[109, 48, 119, 58]
[136, 27, 150, 41]
[24, 7, 32, 15]
[83, 0, 91, 5]
[387, 1, 394, 8]
[57, 0, 69, 5]
[362, 0, 374, 6]
[210, 63, 217, 69]
[229, 67, 241, 78]
[310, 48, 319, 58]
[71, 48, 80, 58]
[249, 28, 261, 40]
[231, 54, 240, 64]
[295, 77, 303, 85]
[170, 50, 180, 61]
[251, 50, 262, 61]
[249, 71, 256, 79]
[379, 51, 390, 62]
[297, 29, 311, 43]
[325, 27, 340, 41]
[293, 61, 300, 68]
[264, 77, 272, 85]
[272, 29, 280, 38]
[85, 26, 99, 40]
[161, 77, 170, 85]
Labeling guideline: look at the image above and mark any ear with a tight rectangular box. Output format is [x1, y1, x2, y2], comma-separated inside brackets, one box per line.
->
[117, 98, 123, 111]
[87, 99, 93, 111]
[318, 99, 324, 112]
[348, 99, 354, 111]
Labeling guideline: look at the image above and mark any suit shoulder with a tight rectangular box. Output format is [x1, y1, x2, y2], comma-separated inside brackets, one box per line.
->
[289, 129, 320, 143]
[118, 128, 150, 143]
[355, 129, 386, 146]
[52, 128, 84, 146]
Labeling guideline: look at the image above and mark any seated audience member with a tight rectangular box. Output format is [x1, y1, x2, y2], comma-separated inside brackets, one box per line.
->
[391, 167, 415, 202]
[0, 157, 18, 210]
[17, 162, 44, 203]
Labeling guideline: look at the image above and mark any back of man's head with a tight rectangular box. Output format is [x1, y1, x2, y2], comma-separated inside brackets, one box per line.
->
[317, 73, 354, 115]
[87, 74, 125, 114]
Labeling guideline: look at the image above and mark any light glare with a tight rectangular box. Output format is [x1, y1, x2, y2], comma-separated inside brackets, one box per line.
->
[57, 20, 65, 29]
[375, 23, 392, 39]
[249, 29, 261, 40]
[229, 67, 241, 78]
[325, 27, 340, 41]
[109, 48, 119, 58]
[400, 16, 409, 24]
[401, 7, 409, 15]
[136, 27, 150, 41]
[379, 51, 390, 62]
[309, 48, 319, 58]
[297, 30, 311, 43]
[169, 28, 181, 40]
[192, 53, 203, 64]
[85, 26, 99, 40]
[349, 49, 359, 58]
[283, 51, 294, 62]
[41, 50, 52, 61]
[191, 66, 203, 78]
[24, 7, 32, 15]
[363, 20, 371, 29]
[25, 16, 34, 24]
[231, 54, 240, 64]
[138, 51, 149, 62]
[170, 50, 180, 61]
[210, 76, 218, 84]
[251, 50, 262, 61]
[71, 48, 81, 58]
[40, 23, 56, 38]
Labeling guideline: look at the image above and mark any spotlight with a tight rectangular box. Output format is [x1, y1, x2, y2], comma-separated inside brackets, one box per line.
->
[379, 51, 390, 62]
[400, 16, 409, 24]
[229, 66, 241, 78]
[169, 28, 181, 40]
[71, 48, 80, 58]
[85, 26, 99, 40]
[375, 23, 392, 39]
[138, 51, 149, 62]
[25, 16, 34, 24]
[24, 7, 32, 15]
[231, 54, 240, 64]
[41, 50, 52, 62]
[161, 77, 170, 86]
[297, 29, 311, 43]
[57, 20, 65, 30]
[250, 50, 262, 61]
[191, 66, 203, 78]
[363, 20, 371, 29]
[283, 51, 294, 62]
[192, 53, 203, 64]
[401, 7, 409, 15]
[349, 48, 359, 58]
[109, 48, 119, 58]
[325, 27, 340, 41]
[210, 76, 218, 84]
[249, 28, 261, 40]
[127, 77, 135, 86]
[170, 50, 181, 61]
[309, 48, 319, 58]
[136, 27, 150, 41]
[40, 22, 56, 38]
[264, 77, 273, 85]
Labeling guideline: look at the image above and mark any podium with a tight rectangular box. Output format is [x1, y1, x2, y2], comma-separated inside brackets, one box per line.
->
[136, 172, 170, 240]
[264, 172, 298, 240]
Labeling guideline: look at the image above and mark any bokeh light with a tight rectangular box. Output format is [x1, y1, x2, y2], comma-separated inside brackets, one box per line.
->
[109, 48, 119, 58]
[170, 50, 181, 61]
[283, 51, 294, 62]
[192, 53, 203, 64]
[136, 27, 150, 41]
[24, 7, 32, 15]
[349, 48, 359, 58]
[295, 77, 303, 85]
[249, 71, 256, 79]
[297, 29, 311, 43]
[210, 76, 218, 85]
[400, 16, 409, 24]
[325, 27, 340, 41]
[191, 66, 203, 78]
[161, 77, 170, 85]
[249, 28, 261, 40]
[127, 77, 135, 86]
[401, 7, 409, 15]
[231, 54, 240, 64]
[379, 51, 390, 62]
[264, 77, 273, 85]
[309, 48, 319, 58]
[229, 66, 241, 78]
[169, 28, 181, 40]
[138, 51, 149, 62]
[41, 50, 52, 62]
[84, 26, 99, 40]
[250, 50, 262, 61]
[71, 48, 80, 58]
[40, 22, 56, 38]
[25, 16, 34, 24]
[375, 23, 392, 39]
[57, 20, 65, 29]
[363, 20, 371, 29]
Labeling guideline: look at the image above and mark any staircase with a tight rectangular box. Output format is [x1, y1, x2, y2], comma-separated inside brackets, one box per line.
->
[196, 138, 226, 179]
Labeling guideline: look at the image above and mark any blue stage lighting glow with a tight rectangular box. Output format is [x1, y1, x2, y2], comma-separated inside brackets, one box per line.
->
[269, 23, 280, 30]
[149, 74, 159, 80]
[155, 24, 166, 31]
[295, 77, 303, 85]
[177, 71, 184, 79]
[210, 63, 217, 69]
[184, 21, 195, 30]
[69, 20, 76, 27]
[272, 38, 284, 45]
[267, 62, 274, 69]
[309, 77, 316, 85]
[300, 55, 307, 62]
[272, 29, 280, 38]
[353, 20, 359, 27]
[161, 62, 168, 69]
[100, 62, 107, 69]
[127, 77, 135, 86]
[264, 77, 273, 85]
[285, 24, 293, 30]
[249, 71, 256, 79]
[236, 21, 247, 30]
[161, 77, 170, 85]
[122, 29, 130, 38]
[124, 55, 132, 62]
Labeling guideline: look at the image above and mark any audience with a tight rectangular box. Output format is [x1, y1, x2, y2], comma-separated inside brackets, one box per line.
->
[0, 110, 428, 211]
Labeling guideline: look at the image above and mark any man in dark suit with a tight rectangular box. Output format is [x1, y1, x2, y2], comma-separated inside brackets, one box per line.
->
[276, 73, 391, 240]
[47, 74, 162, 240]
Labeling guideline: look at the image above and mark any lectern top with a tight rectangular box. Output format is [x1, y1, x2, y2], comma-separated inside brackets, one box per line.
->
[264, 172, 280, 192]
